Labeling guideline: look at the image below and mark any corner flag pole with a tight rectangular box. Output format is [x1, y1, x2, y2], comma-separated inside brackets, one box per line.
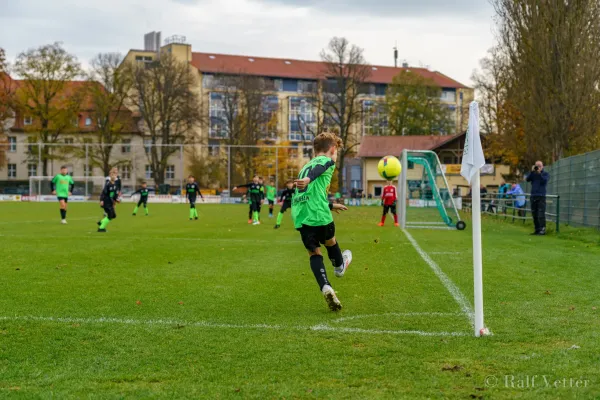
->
[460, 101, 486, 337]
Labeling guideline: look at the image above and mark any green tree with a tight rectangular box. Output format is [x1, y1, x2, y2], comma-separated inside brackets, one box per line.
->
[12, 43, 83, 175]
[385, 70, 453, 136]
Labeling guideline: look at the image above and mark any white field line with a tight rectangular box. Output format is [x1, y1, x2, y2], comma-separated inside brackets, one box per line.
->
[331, 312, 462, 323]
[430, 252, 462, 255]
[406, 226, 455, 230]
[0, 217, 98, 225]
[0, 315, 467, 337]
[402, 229, 475, 327]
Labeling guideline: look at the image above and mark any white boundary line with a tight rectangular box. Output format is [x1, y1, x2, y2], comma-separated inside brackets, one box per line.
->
[402, 229, 475, 327]
[0, 315, 467, 337]
[0, 217, 98, 225]
[331, 312, 462, 323]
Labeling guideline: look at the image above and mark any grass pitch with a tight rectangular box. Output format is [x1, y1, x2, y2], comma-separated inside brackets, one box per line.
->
[0, 202, 599, 399]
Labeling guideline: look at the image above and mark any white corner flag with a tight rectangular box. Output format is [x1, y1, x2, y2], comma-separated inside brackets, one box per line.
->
[461, 101, 488, 337]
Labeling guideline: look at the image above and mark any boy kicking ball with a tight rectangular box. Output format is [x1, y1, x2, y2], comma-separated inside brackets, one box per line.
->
[378, 180, 399, 227]
[293, 132, 352, 311]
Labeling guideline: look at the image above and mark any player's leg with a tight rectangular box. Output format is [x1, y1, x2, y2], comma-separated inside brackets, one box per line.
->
[58, 198, 67, 223]
[189, 199, 196, 220]
[322, 222, 352, 278]
[379, 205, 388, 226]
[143, 199, 149, 216]
[193, 203, 198, 219]
[133, 199, 143, 216]
[274, 201, 286, 228]
[98, 206, 115, 231]
[391, 203, 399, 226]
[248, 202, 253, 224]
[252, 202, 260, 225]
[269, 200, 274, 218]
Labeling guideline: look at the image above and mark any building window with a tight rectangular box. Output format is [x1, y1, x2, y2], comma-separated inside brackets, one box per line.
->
[145, 165, 153, 179]
[350, 165, 361, 189]
[144, 139, 152, 154]
[64, 138, 74, 144]
[289, 97, 315, 141]
[289, 143, 299, 158]
[7, 163, 16, 178]
[298, 80, 317, 93]
[24, 116, 33, 126]
[209, 92, 230, 139]
[28, 164, 37, 177]
[282, 79, 298, 92]
[85, 117, 92, 126]
[122, 139, 131, 153]
[374, 186, 383, 197]
[121, 165, 131, 180]
[362, 100, 388, 136]
[208, 140, 220, 156]
[441, 90, 456, 102]
[261, 95, 279, 139]
[8, 137, 16, 152]
[166, 165, 175, 180]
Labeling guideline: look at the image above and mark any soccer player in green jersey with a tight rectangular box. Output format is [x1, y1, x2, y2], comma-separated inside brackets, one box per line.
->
[265, 178, 277, 218]
[274, 180, 295, 229]
[233, 176, 264, 225]
[51, 166, 75, 224]
[132, 182, 150, 216]
[292, 132, 353, 311]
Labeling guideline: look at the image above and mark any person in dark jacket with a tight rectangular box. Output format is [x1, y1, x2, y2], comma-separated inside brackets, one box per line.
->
[526, 160, 550, 235]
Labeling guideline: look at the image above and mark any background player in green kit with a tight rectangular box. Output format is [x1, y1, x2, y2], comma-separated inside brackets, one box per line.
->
[132, 182, 150, 216]
[233, 175, 264, 225]
[274, 180, 295, 229]
[293, 132, 352, 311]
[265, 178, 277, 218]
[98, 170, 119, 232]
[186, 175, 204, 220]
[51, 166, 75, 225]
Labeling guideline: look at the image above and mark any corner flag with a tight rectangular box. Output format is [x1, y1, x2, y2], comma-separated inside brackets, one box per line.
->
[461, 101, 488, 337]
[460, 102, 485, 185]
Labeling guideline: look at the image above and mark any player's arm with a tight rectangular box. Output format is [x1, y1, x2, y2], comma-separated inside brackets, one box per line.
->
[99, 183, 109, 206]
[232, 183, 252, 191]
[197, 185, 204, 200]
[295, 161, 335, 189]
[68, 176, 75, 196]
[51, 175, 57, 194]
[329, 202, 348, 214]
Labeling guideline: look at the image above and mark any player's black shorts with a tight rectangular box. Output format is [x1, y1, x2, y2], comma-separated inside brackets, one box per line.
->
[188, 196, 196, 207]
[103, 205, 116, 220]
[280, 201, 291, 214]
[57, 197, 68, 203]
[298, 222, 336, 252]
[383, 204, 396, 214]
[268, 199, 274, 206]
[137, 197, 148, 207]
[250, 202, 260, 212]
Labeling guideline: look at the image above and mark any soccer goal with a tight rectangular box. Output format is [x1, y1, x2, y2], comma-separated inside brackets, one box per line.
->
[397, 150, 466, 230]
[29, 176, 109, 200]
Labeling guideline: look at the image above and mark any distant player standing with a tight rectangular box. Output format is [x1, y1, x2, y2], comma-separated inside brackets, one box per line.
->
[378, 181, 399, 227]
[97, 170, 119, 233]
[293, 132, 352, 311]
[132, 181, 150, 216]
[257, 176, 266, 221]
[186, 175, 203, 221]
[265, 178, 277, 218]
[51, 166, 74, 225]
[274, 180, 295, 229]
[233, 176, 263, 225]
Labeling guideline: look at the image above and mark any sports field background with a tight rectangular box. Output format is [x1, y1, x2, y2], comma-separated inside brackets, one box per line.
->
[0, 202, 598, 399]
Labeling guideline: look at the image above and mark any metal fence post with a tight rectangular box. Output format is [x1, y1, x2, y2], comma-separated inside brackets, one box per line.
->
[275, 147, 279, 191]
[556, 195, 560, 233]
[85, 143, 89, 197]
[180, 144, 184, 196]
[38, 142, 42, 196]
[227, 145, 231, 197]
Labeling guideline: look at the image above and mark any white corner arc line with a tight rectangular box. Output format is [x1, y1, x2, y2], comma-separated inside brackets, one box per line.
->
[0, 315, 467, 337]
[331, 312, 462, 323]
[402, 229, 474, 326]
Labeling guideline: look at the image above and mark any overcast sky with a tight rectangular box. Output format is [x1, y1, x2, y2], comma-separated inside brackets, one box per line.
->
[0, 0, 496, 86]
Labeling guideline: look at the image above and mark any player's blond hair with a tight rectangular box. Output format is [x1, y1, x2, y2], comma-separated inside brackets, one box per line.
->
[313, 132, 343, 154]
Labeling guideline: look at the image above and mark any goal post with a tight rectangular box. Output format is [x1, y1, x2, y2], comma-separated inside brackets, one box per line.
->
[398, 150, 466, 230]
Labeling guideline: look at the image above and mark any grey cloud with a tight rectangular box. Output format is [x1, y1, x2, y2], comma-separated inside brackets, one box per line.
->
[258, 0, 492, 18]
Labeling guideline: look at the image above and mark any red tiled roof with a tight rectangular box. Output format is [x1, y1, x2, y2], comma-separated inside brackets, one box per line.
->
[191, 52, 468, 89]
[357, 134, 464, 158]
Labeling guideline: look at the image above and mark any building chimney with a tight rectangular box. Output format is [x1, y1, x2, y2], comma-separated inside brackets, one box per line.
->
[394, 43, 398, 68]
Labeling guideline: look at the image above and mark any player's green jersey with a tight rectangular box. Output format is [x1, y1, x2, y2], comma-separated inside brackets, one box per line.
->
[265, 185, 276, 201]
[51, 174, 74, 198]
[292, 155, 336, 228]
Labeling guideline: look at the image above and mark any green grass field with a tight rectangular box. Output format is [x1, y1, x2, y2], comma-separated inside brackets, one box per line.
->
[0, 202, 599, 399]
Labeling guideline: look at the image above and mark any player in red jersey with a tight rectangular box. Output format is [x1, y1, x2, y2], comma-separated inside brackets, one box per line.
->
[378, 181, 399, 227]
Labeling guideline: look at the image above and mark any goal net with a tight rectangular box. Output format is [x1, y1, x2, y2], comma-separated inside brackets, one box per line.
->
[398, 150, 465, 230]
[29, 176, 110, 201]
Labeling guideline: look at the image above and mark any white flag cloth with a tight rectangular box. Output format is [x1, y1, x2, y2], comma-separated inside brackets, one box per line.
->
[460, 101, 485, 185]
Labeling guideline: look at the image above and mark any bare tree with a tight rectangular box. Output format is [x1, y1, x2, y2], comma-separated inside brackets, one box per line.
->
[491, 0, 600, 164]
[12, 43, 83, 175]
[128, 53, 202, 186]
[319, 37, 371, 193]
[77, 53, 136, 177]
[385, 70, 453, 136]
[0, 47, 15, 168]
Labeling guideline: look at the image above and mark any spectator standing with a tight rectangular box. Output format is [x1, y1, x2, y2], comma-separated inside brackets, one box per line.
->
[526, 160, 550, 235]
[507, 183, 526, 217]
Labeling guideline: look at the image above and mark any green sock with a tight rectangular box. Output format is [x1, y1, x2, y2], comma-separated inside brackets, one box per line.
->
[144, 207, 149, 215]
[276, 212, 284, 225]
[193, 208, 198, 218]
[133, 206, 138, 214]
[189, 209, 194, 219]
[99, 217, 110, 229]
[253, 211, 259, 222]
